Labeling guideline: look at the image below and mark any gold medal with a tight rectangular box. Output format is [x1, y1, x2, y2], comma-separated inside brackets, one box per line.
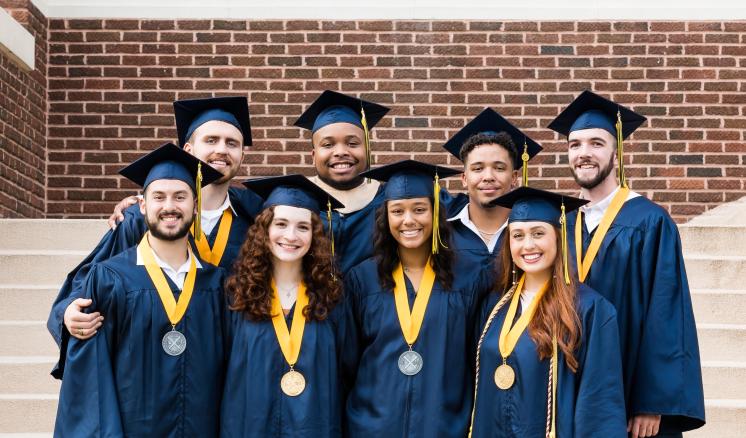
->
[281, 369, 306, 397]
[494, 363, 515, 390]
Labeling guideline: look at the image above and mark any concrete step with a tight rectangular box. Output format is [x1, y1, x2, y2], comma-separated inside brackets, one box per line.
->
[701, 362, 746, 400]
[685, 196, 746, 227]
[0, 323, 57, 357]
[697, 323, 746, 363]
[0, 219, 107, 252]
[684, 255, 746, 290]
[0, 358, 58, 394]
[692, 289, 746, 325]
[0, 252, 86, 285]
[685, 399, 746, 438]
[0, 396, 57, 434]
[680, 225, 746, 257]
[0, 286, 57, 322]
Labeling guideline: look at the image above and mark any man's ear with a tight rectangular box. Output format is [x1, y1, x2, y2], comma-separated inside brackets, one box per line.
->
[460, 172, 468, 189]
[139, 193, 147, 215]
[511, 169, 520, 189]
[183, 142, 193, 154]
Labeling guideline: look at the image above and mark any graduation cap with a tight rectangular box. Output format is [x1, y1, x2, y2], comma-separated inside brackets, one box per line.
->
[443, 108, 543, 186]
[294, 90, 390, 174]
[243, 174, 345, 267]
[173, 96, 252, 148]
[489, 186, 588, 284]
[360, 159, 462, 254]
[547, 90, 647, 188]
[119, 142, 223, 239]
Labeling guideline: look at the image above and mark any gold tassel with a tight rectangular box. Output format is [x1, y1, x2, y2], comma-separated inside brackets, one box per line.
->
[615, 110, 627, 188]
[326, 198, 337, 281]
[360, 106, 372, 183]
[194, 162, 203, 241]
[431, 173, 448, 254]
[521, 139, 529, 187]
[560, 202, 570, 285]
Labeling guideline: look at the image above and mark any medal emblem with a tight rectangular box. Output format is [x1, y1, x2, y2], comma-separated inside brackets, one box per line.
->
[162, 330, 186, 356]
[494, 363, 515, 390]
[281, 369, 306, 396]
[398, 350, 424, 376]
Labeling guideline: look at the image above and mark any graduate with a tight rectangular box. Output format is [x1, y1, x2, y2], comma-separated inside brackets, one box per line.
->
[293, 89, 390, 272]
[442, 108, 542, 290]
[469, 186, 627, 438]
[549, 90, 705, 437]
[46, 96, 261, 377]
[54, 143, 229, 437]
[221, 174, 350, 437]
[343, 160, 489, 438]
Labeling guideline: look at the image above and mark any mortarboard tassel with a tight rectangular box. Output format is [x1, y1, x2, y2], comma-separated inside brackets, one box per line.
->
[431, 172, 448, 254]
[560, 202, 570, 285]
[521, 139, 530, 187]
[615, 110, 627, 188]
[326, 198, 337, 280]
[360, 106, 372, 183]
[194, 162, 203, 241]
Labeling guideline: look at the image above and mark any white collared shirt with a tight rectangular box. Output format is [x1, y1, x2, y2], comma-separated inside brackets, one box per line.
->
[580, 186, 640, 233]
[137, 246, 202, 289]
[201, 194, 236, 236]
[447, 203, 508, 253]
[520, 290, 537, 312]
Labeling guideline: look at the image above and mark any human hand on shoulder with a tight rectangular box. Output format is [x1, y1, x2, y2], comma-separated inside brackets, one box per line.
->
[107, 195, 140, 230]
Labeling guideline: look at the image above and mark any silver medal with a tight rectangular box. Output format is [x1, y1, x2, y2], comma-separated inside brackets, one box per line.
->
[162, 330, 187, 356]
[398, 350, 423, 376]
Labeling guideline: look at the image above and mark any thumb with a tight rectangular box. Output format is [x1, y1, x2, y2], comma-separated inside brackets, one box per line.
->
[75, 298, 93, 308]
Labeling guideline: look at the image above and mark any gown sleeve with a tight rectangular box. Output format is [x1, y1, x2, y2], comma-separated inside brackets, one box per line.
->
[47, 204, 147, 379]
[573, 296, 628, 437]
[338, 269, 364, 398]
[630, 215, 705, 432]
[53, 264, 126, 437]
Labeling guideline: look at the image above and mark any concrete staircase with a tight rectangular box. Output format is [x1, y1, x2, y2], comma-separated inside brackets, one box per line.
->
[1, 196, 745, 436]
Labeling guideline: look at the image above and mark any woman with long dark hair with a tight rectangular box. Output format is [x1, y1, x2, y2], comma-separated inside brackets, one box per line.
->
[343, 160, 490, 437]
[220, 174, 349, 437]
[469, 187, 626, 437]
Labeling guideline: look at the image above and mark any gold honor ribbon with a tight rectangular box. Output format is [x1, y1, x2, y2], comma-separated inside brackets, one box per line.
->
[495, 274, 550, 389]
[138, 233, 197, 327]
[393, 261, 436, 347]
[190, 209, 232, 266]
[270, 279, 310, 397]
[574, 187, 630, 282]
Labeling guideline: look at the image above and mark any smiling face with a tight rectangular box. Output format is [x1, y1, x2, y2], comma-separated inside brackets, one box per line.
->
[267, 205, 313, 264]
[508, 221, 557, 277]
[183, 120, 244, 184]
[567, 128, 616, 190]
[386, 197, 433, 251]
[462, 143, 518, 208]
[311, 122, 367, 190]
[141, 179, 196, 241]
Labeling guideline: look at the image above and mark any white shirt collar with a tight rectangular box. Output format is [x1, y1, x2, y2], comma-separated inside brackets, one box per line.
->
[580, 186, 640, 233]
[447, 203, 507, 253]
[137, 245, 202, 290]
[200, 194, 236, 236]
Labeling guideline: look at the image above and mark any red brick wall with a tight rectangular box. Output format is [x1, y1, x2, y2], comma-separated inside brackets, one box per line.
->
[0, 0, 47, 218]
[23, 18, 746, 221]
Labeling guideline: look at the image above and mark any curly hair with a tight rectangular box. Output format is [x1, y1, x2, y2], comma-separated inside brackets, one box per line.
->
[225, 206, 342, 322]
[373, 197, 455, 291]
[460, 131, 519, 169]
[496, 225, 582, 371]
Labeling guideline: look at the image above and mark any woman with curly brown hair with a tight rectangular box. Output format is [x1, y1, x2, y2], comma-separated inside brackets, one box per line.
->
[343, 160, 492, 438]
[469, 187, 626, 437]
[220, 174, 350, 437]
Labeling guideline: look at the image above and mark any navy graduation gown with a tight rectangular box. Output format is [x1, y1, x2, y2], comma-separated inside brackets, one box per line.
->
[220, 300, 352, 437]
[566, 196, 705, 432]
[54, 247, 229, 437]
[343, 258, 486, 438]
[471, 284, 627, 437]
[47, 186, 257, 378]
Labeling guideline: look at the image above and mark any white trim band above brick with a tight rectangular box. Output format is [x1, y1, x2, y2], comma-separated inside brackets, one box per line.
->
[30, 0, 746, 20]
[0, 8, 35, 71]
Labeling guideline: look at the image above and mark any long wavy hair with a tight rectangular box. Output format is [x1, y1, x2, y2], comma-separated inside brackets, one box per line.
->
[496, 225, 582, 371]
[225, 206, 342, 322]
[373, 197, 454, 291]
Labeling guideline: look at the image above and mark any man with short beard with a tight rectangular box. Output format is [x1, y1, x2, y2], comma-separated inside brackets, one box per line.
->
[54, 143, 229, 436]
[441, 108, 541, 291]
[549, 90, 705, 438]
[47, 96, 260, 377]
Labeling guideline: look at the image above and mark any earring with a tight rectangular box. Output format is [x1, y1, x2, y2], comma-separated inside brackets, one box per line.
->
[511, 263, 517, 286]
